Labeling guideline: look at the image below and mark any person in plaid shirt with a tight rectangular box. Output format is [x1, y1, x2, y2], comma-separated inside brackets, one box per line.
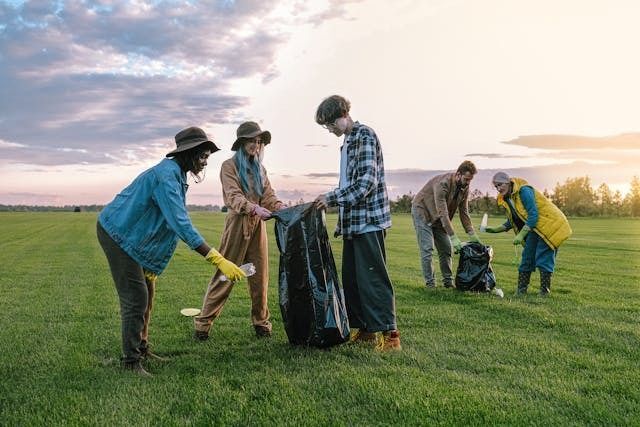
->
[314, 95, 400, 351]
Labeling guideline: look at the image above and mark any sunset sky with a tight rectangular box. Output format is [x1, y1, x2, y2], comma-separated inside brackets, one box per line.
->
[1, 0, 639, 206]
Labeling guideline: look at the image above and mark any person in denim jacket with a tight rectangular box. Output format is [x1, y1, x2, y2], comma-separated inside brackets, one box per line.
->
[97, 127, 246, 376]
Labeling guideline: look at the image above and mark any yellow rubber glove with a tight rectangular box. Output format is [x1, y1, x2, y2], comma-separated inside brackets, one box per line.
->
[513, 225, 531, 246]
[205, 248, 246, 282]
[143, 270, 158, 283]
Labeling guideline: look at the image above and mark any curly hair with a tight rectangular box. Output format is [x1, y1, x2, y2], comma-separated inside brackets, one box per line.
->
[456, 160, 477, 176]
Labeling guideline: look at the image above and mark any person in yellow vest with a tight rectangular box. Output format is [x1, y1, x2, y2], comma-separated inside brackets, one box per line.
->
[484, 172, 572, 295]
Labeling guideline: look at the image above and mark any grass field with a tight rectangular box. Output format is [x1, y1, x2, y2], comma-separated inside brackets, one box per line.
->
[0, 212, 638, 426]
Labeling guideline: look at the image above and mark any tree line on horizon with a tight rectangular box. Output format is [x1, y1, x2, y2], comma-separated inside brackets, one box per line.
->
[2, 175, 639, 217]
[389, 175, 640, 217]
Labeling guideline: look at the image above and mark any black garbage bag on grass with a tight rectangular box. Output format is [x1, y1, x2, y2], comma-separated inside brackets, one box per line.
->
[455, 242, 497, 292]
[272, 203, 350, 347]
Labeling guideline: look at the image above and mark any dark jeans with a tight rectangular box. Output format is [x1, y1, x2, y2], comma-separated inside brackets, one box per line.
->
[97, 222, 149, 364]
[342, 230, 397, 333]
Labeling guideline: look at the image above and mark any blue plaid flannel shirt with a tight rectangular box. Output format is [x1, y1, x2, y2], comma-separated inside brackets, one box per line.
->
[325, 122, 391, 238]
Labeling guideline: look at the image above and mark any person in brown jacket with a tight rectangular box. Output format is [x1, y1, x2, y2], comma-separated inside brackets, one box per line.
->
[410, 160, 481, 288]
[194, 121, 284, 339]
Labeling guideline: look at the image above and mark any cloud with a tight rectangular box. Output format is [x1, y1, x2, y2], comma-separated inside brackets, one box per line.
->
[466, 153, 529, 159]
[0, 0, 350, 166]
[502, 133, 640, 150]
[305, 172, 339, 179]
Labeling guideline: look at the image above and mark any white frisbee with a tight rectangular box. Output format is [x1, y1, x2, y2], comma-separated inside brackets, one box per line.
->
[180, 308, 201, 317]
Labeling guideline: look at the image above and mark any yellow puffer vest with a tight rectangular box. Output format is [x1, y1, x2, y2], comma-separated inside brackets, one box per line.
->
[497, 178, 572, 250]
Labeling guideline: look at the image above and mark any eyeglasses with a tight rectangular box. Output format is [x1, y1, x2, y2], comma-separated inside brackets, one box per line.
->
[321, 119, 339, 130]
[494, 182, 505, 190]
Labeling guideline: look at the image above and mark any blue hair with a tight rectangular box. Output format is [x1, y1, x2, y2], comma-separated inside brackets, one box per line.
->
[234, 148, 263, 197]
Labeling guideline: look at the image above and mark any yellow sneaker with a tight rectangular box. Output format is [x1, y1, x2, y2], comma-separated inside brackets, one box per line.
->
[375, 330, 401, 352]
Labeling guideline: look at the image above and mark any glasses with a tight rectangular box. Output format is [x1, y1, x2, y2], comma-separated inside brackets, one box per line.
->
[321, 119, 339, 130]
[494, 182, 505, 190]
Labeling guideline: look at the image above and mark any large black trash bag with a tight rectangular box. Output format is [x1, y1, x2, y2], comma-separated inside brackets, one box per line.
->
[272, 203, 350, 347]
[455, 242, 497, 292]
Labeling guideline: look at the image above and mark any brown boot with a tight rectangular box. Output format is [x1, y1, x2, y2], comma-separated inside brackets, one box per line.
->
[349, 329, 377, 344]
[254, 325, 272, 338]
[376, 330, 402, 352]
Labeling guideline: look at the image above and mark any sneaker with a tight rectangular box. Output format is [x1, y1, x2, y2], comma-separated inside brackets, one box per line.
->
[376, 330, 401, 352]
[425, 283, 436, 289]
[122, 361, 152, 377]
[349, 329, 377, 344]
[443, 282, 455, 289]
[254, 326, 272, 338]
[193, 330, 209, 341]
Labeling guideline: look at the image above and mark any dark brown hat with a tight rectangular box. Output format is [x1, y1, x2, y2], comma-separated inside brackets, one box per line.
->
[166, 127, 220, 157]
[231, 121, 271, 151]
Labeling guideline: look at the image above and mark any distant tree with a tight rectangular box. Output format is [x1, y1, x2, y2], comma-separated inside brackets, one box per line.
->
[390, 193, 413, 213]
[595, 183, 615, 216]
[626, 176, 640, 217]
[468, 190, 503, 215]
[552, 176, 596, 216]
[612, 190, 628, 217]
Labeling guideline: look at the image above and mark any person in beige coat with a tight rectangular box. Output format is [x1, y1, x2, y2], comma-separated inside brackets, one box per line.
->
[410, 160, 481, 288]
[194, 121, 284, 339]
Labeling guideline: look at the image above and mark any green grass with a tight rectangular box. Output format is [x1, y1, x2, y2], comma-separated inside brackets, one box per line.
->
[0, 212, 638, 426]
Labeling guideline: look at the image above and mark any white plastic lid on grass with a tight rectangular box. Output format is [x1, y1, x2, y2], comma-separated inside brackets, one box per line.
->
[180, 308, 201, 317]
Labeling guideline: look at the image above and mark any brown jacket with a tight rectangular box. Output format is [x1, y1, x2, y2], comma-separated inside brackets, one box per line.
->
[411, 172, 474, 236]
[220, 158, 282, 240]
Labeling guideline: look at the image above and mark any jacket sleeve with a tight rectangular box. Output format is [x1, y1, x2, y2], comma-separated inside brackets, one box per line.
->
[259, 165, 283, 211]
[519, 186, 539, 228]
[221, 160, 255, 214]
[152, 171, 204, 249]
[435, 179, 455, 236]
[325, 129, 378, 207]
[458, 190, 475, 234]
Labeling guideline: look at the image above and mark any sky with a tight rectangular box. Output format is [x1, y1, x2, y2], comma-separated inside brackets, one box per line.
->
[1, 0, 639, 206]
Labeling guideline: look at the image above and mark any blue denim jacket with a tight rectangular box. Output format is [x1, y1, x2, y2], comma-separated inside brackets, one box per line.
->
[98, 158, 205, 274]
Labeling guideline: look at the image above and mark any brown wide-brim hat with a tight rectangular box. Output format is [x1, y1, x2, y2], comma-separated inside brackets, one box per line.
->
[166, 126, 220, 157]
[231, 121, 271, 151]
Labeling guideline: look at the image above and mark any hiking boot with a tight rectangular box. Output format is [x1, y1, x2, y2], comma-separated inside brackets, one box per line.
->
[539, 271, 552, 296]
[122, 361, 152, 377]
[425, 282, 436, 289]
[193, 330, 209, 341]
[141, 349, 170, 362]
[376, 330, 401, 352]
[349, 329, 377, 344]
[516, 271, 531, 295]
[443, 282, 455, 289]
[254, 326, 272, 338]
